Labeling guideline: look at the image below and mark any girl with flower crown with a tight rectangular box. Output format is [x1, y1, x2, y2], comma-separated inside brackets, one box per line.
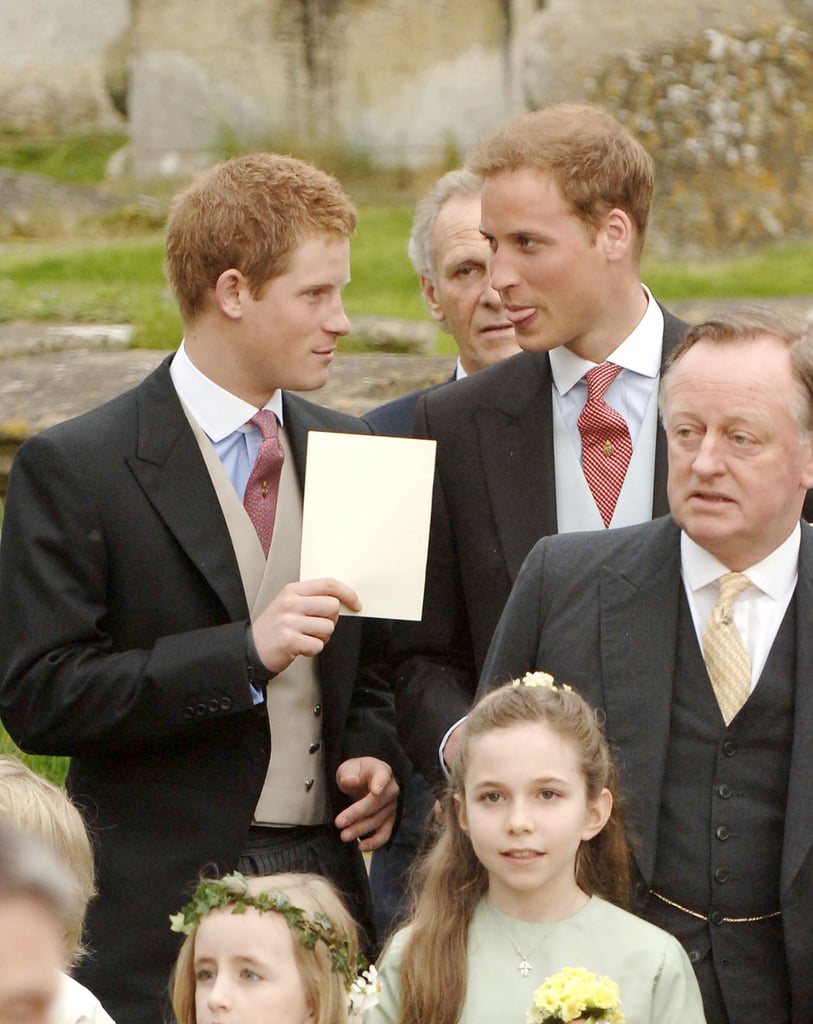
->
[364, 677, 706, 1024]
[170, 871, 379, 1024]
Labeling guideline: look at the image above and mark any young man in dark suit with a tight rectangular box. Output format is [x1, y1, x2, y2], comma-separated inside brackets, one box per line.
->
[480, 307, 813, 1024]
[389, 103, 687, 787]
[0, 153, 405, 1024]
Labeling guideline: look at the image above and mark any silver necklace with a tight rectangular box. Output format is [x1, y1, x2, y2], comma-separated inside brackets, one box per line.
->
[486, 902, 542, 977]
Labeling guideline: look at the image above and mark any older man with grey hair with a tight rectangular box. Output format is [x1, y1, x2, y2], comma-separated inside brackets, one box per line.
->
[479, 306, 813, 1024]
[364, 167, 519, 437]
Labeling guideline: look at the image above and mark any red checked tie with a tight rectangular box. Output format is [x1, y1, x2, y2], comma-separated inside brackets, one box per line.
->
[243, 411, 284, 557]
[577, 363, 633, 528]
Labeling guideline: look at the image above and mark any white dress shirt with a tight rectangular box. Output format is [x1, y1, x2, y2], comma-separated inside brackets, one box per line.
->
[681, 525, 800, 692]
[169, 340, 283, 499]
[549, 285, 664, 455]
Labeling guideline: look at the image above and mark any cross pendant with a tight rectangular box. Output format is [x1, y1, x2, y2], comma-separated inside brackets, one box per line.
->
[518, 959, 532, 977]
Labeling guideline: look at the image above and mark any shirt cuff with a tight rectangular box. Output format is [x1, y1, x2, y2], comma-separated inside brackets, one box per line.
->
[245, 624, 273, 705]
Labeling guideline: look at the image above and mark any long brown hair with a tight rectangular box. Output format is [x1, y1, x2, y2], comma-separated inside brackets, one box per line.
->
[392, 680, 632, 1024]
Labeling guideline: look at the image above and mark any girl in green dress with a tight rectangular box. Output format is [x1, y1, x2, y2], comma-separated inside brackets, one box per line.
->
[365, 676, 706, 1024]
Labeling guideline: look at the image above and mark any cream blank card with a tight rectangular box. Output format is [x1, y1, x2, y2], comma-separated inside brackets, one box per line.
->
[300, 431, 436, 620]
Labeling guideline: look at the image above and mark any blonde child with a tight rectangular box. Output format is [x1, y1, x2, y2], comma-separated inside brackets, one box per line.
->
[365, 676, 706, 1024]
[0, 755, 115, 1023]
[170, 871, 379, 1024]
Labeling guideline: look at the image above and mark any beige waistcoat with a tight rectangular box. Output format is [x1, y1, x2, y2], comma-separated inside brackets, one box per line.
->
[183, 407, 330, 826]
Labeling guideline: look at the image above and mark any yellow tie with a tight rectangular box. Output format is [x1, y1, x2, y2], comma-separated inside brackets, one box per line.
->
[702, 572, 752, 725]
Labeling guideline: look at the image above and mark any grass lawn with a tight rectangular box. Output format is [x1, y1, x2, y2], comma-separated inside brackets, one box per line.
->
[0, 731, 68, 786]
[1, 214, 811, 352]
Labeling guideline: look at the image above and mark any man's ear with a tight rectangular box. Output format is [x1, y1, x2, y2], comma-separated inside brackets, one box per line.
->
[601, 208, 634, 262]
[420, 275, 447, 324]
[582, 788, 613, 841]
[214, 268, 245, 319]
[800, 437, 813, 492]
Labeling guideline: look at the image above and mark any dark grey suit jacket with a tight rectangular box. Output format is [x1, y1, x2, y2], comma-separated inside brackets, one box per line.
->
[389, 307, 688, 785]
[479, 514, 813, 1023]
[0, 356, 406, 1024]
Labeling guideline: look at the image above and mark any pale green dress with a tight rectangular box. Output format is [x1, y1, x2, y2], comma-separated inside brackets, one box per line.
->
[365, 896, 706, 1024]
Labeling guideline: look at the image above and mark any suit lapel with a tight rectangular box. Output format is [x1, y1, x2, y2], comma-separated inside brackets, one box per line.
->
[279, 393, 314, 488]
[781, 523, 813, 897]
[126, 356, 248, 621]
[652, 308, 688, 517]
[600, 517, 682, 882]
[479, 309, 686, 579]
[474, 352, 558, 581]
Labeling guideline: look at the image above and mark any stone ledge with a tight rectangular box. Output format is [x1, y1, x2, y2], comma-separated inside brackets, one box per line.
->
[3, 295, 813, 496]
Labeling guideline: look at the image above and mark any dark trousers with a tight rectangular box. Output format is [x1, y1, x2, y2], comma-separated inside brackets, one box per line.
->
[238, 823, 376, 953]
[368, 772, 435, 941]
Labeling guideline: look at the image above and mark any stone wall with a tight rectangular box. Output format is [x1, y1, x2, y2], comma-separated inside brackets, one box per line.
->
[1, 0, 812, 254]
[590, 24, 813, 255]
[0, 0, 129, 130]
[125, 0, 527, 177]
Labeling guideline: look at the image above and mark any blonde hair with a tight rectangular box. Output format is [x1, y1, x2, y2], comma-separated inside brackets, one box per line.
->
[0, 756, 95, 964]
[171, 872, 359, 1024]
[392, 681, 632, 1024]
[164, 152, 357, 322]
[468, 102, 654, 259]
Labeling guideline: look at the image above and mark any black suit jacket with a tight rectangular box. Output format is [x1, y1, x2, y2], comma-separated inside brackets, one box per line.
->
[389, 307, 688, 785]
[479, 514, 813, 1023]
[362, 375, 455, 438]
[0, 356, 405, 1024]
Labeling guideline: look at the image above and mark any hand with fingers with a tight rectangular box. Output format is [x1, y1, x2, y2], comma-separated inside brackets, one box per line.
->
[251, 577, 360, 674]
[334, 757, 400, 852]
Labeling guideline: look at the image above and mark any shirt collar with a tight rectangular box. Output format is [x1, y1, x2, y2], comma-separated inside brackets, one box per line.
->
[169, 340, 284, 442]
[681, 522, 801, 600]
[550, 284, 664, 396]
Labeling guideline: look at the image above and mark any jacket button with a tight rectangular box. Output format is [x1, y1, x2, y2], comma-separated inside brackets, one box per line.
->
[722, 740, 737, 756]
[689, 949, 701, 964]
[710, 910, 724, 926]
[309, 742, 321, 754]
[305, 778, 315, 791]
[195, 703, 208, 717]
[313, 704, 322, 717]
[717, 784, 732, 799]
[715, 868, 729, 883]
[250, 748, 267, 765]
[716, 825, 730, 841]
[208, 699, 220, 712]
[219, 697, 232, 711]
[182, 706, 195, 719]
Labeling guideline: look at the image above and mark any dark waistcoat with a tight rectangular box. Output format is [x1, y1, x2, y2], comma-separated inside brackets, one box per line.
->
[645, 590, 795, 1024]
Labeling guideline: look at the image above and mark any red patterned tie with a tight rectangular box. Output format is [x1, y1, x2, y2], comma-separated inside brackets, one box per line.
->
[577, 363, 633, 528]
[243, 411, 284, 557]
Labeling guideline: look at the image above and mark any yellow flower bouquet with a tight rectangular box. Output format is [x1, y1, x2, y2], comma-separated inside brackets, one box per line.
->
[526, 966, 624, 1024]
